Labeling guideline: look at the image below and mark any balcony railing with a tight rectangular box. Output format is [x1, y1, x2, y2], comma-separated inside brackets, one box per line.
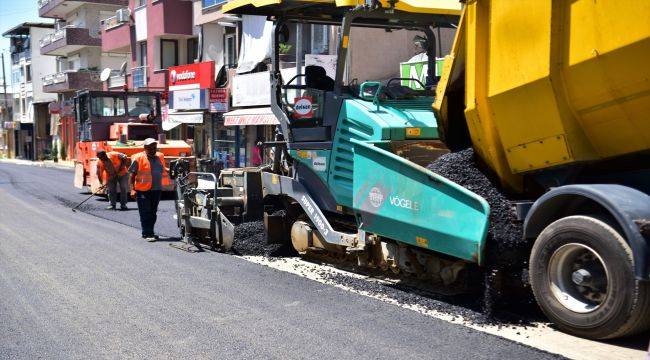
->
[132, 66, 148, 89]
[108, 71, 126, 88]
[102, 8, 131, 31]
[40, 28, 66, 48]
[42, 72, 68, 86]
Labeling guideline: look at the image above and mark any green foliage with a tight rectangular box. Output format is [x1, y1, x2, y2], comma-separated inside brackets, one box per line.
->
[278, 42, 293, 55]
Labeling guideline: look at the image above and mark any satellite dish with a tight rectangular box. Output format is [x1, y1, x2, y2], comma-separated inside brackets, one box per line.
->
[100, 68, 112, 82]
[119, 61, 127, 76]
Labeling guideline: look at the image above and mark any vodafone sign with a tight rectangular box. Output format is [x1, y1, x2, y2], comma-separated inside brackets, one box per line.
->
[168, 61, 215, 90]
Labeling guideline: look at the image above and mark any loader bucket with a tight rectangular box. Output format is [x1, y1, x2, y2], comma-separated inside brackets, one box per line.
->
[352, 140, 489, 264]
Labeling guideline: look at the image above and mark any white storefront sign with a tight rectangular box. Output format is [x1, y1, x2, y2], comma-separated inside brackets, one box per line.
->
[172, 89, 202, 110]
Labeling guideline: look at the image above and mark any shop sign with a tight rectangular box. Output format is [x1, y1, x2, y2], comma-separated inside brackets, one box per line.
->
[209, 88, 229, 113]
[168, 61, 215, 91]
[3, 121, 16, 129]
[293, 96, 314, 119]
[170, 89, 204, 110]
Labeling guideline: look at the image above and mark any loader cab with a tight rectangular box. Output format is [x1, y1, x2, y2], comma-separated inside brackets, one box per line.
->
[74, 90, 162, 142]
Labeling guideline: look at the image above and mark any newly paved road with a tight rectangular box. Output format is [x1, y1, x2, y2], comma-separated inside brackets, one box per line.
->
[0, 163, 559, 359]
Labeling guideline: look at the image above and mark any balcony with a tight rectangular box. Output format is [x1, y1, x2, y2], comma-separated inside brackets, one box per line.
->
[40, 27, 101, 56]
[39, 0, 128, 19]
[107, 71, 126, 89]
[101, 8, 132, 53]
[10, 50, 31, 65]
[42, 70, 102, 93]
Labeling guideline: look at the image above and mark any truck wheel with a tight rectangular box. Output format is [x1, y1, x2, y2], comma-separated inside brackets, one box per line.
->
[529, 215, 650, 339]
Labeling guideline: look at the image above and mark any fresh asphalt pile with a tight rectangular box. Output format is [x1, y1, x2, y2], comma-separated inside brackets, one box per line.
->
[426, 148, 531, 315]
[231, 221, 294, 257]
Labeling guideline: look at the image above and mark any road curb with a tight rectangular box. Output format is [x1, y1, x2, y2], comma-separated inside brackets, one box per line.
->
[0, 159, 75, 171]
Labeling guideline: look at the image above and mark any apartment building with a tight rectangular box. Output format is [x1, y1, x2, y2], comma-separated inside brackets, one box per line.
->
[3, 22, 58, 160]
[101, 0, 194, 92]
[38, 0, 130, 160]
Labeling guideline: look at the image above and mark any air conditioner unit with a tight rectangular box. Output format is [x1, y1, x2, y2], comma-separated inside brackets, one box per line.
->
[116, 8, 131, 23]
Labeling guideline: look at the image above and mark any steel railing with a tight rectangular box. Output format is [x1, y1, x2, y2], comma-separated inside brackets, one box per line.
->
[132, 66, 148, 88]
[39, 28, 66, 48]
[102, 8, 131, 31]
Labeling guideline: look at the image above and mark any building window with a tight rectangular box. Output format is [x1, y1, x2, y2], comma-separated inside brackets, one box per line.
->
[187, 38, 199, 63]
[139, 41, 147, 67]
[311, 25, 329, 55]
[224, 33, 237, 68]
[25, 64, 32, 82]
[202, 0, 225, 9]
[136, 0, 146, 8]
[160, 39, 178, 69]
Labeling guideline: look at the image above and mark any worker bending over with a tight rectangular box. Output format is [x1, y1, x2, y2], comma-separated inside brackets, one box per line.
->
[129, 138, 170, 241]
[97, 150, 129, 210]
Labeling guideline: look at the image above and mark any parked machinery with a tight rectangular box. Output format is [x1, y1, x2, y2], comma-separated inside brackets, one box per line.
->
[173, 0, 649, 339]
[73, 90, 193, 193]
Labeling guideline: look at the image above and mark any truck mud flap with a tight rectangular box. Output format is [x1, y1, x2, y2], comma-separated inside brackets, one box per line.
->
[351, 140, 489, 264]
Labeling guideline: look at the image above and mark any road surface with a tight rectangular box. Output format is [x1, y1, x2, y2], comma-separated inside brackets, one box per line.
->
[0, 162, 645, 359]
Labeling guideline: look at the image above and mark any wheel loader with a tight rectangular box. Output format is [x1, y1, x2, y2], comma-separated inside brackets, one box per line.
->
[174, 0, 650, 339]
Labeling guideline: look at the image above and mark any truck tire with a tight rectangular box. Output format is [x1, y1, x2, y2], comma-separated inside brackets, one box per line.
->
[529, 215, 650, 339]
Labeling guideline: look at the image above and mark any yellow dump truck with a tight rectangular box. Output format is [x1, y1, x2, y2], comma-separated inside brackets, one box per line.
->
[434, 0, 650, 339]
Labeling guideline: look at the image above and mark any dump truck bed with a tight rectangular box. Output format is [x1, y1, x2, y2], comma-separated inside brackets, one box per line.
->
[435, 0, 650, 191]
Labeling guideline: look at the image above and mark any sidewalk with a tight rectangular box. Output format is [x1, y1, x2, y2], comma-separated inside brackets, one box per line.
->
[0, 158, 75, 171]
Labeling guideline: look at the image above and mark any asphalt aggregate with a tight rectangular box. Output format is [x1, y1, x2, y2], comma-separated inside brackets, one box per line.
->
[0, 163, 565, 359]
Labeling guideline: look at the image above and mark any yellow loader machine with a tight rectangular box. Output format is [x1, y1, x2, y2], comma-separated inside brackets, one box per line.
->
[171, 0, 649, 339]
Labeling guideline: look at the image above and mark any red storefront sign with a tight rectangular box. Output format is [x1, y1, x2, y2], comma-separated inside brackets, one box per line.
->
[168, 61, 215, 90]
[209, 88, 229, 113]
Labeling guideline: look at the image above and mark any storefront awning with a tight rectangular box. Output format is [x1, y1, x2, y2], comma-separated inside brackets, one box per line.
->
[223, 107, 279, 126]
[163, 111, 205, 131]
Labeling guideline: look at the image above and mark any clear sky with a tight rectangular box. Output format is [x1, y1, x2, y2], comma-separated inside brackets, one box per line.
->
[0, 0, 48, 86]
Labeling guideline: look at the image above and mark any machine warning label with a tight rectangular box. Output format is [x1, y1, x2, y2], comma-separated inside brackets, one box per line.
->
[312, 157, 327, 171]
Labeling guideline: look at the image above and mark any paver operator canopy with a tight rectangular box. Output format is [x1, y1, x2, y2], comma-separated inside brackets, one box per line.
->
[225, 0, 461, 142]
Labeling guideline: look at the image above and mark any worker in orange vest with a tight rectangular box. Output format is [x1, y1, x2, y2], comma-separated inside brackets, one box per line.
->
[128, 138, 171, 241]
[97, 150, 129, 210]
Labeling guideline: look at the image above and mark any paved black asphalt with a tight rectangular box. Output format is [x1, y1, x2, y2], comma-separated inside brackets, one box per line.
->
[0, 163, 559, 359]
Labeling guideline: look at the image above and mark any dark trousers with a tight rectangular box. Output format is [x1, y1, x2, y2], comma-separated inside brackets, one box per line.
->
[107, 174, 129, 207]
[136, 190, 161, 237]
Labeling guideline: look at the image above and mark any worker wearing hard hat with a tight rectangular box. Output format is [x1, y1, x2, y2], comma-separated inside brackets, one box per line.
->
[97, 150, 129, 210]
[128, 138, 171, 241]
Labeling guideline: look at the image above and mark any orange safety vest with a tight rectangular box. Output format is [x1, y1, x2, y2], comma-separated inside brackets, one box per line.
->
[98, 151, 127, 181]
[131, 151, 171, 191]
